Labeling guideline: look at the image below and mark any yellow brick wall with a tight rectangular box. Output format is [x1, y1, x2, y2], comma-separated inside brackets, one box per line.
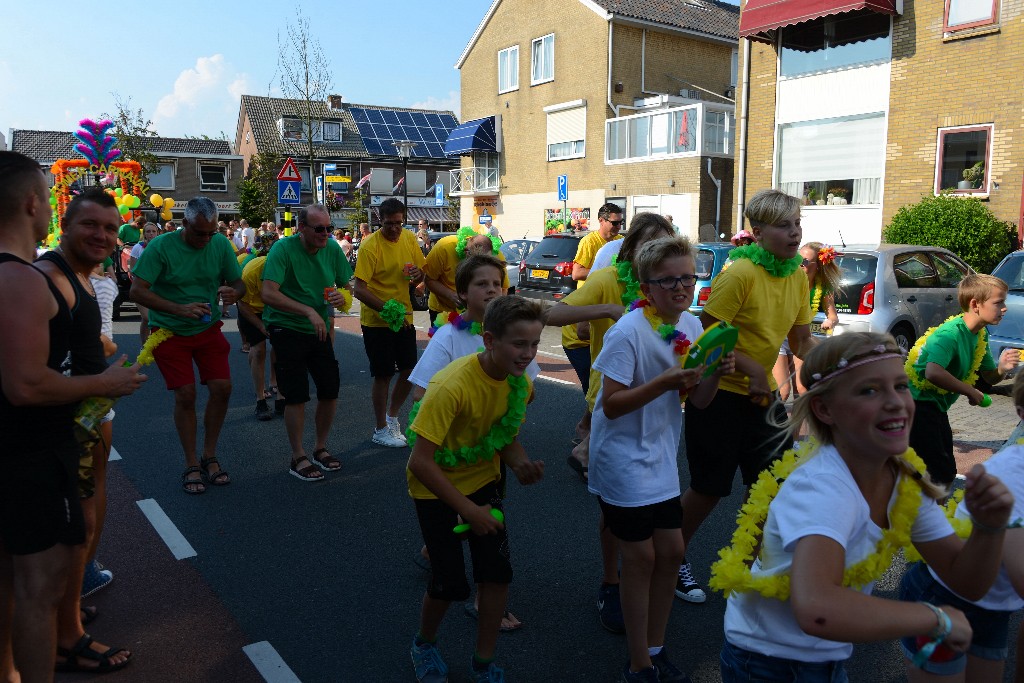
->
[887, 0, 1023, 228]
[734, 37, 778, 233]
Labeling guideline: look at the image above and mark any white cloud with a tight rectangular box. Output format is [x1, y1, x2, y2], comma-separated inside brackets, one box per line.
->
[410, 90, 460, 119]
[153, 54, 251, 137]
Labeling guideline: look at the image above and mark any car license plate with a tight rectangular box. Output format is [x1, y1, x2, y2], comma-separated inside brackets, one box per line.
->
[810, 322, 824, 334]
[531, 269, 549, 279]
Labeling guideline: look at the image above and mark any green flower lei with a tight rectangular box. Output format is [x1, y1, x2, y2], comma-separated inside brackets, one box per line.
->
[728, 244, 803, 278]
[454, 226, 502, 260]
[379, 298, 407, 332]
[405, 372, 530, 467]
[612, 257, 642, 308]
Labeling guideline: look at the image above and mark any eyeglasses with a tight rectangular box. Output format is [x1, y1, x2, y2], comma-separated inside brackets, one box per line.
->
[606, 219, 624, 227]
[380, 221, 404, 229]
[192, 229, 217, 238]
[645, 274, 697, 290]
[304, 224, 332, 233]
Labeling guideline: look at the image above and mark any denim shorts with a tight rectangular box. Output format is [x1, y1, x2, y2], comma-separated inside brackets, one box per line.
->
[899, 561, 1013, 674]
[721, 641, 848, 683]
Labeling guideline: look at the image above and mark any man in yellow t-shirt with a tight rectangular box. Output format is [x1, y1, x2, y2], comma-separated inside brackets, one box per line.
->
[423, 227, 509, 324]
[353, 198, 427, 448]
[406, 296, 545, 682]
[237, 231, 280, 421]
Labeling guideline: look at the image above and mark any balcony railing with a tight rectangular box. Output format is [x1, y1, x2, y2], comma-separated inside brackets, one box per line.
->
[450, 166, 499, 195]
[605, 102, 735, 164]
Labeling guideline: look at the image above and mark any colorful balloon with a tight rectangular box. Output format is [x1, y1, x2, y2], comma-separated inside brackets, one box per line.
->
[114, 188, 123, 198]
[118, 204, 129, 215]
[163, 197, 175, 208]
[150, 193, 163, 207]
[160, 209, 172, 220]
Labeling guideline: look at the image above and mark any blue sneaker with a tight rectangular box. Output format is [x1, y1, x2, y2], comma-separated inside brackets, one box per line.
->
[81, 560, 113, 598]
[622, 664, 660, 683]
[410, 638, 448, 683]
[652, 650, 692, 682]
[471, 660, 505, 683]
[598, 583, 625, 633]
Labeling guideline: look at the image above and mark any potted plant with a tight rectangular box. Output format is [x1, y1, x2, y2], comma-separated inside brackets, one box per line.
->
[959, 161, 985, 190]
[808, 187, 821, 205]
[827, 187, 849, 205]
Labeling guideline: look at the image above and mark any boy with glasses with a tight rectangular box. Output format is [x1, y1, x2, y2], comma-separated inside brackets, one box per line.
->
[353, 198, 426, 447]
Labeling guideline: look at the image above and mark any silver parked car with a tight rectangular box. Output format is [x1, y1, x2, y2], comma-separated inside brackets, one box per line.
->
[814, 244, 972, 352]
[499, 239, 538, 294]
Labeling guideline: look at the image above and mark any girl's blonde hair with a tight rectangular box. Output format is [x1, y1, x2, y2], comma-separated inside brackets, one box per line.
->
[803, 241, 843, 295]
[787, 332, 946, 499]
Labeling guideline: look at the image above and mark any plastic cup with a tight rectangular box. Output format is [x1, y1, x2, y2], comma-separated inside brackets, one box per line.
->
[324, 286, 336, 304]
[403, 263, 413, 280]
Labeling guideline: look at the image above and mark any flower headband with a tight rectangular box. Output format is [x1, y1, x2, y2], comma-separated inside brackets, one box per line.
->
[807, 344, 903, 388]
[817, 245, 838, 265]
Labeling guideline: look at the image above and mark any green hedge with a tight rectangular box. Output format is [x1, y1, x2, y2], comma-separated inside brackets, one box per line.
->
[882, 194, 1015, 273]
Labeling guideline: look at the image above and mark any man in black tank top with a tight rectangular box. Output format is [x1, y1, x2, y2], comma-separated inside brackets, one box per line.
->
[36, 188, 133, 671]
[0, 153, 146, 681]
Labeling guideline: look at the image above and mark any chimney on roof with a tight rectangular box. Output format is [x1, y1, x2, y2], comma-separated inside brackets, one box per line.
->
[327, 95, 344, 110]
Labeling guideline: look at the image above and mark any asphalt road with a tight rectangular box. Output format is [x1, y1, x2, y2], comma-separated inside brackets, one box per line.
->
[60, 307, 1020, 682]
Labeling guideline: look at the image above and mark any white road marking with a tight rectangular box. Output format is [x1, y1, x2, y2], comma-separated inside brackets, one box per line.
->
[136, 499, 197, 560]
[538, 374, 576, 386]
[243, 642, 302, 683]
[108, 446, 122, 461]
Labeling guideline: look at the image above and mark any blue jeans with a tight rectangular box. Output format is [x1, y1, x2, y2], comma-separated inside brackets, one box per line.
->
[721, 641, 848, 682]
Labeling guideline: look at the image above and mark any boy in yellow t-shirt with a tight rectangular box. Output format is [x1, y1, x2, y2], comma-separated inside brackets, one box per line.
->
[406, 296, 545, 683]
[353, 199, 427, 447]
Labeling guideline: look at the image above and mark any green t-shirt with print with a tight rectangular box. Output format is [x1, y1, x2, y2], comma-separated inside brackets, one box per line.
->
[261, 235, 353, 334]
[909, 316, 996, 412]
[132, 231, 242, 336]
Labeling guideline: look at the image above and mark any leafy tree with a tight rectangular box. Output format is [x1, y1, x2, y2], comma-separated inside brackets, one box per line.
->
[239, 152, 282, 225]
[103, 94, 160, 177]
[276, 6, 332, 169]
[345, 189, 368, 225]
[883, 193, 1015, 273]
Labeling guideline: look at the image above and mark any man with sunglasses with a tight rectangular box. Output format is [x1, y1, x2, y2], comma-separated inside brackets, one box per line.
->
[130, 197, 245, 495]
[260, 204, 352, 480]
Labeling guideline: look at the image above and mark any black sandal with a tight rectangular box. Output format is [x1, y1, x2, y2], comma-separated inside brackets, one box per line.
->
[310, 447, 341, 471]
[199, 457, 230, 486]
[55, 633, 131, 673]
[290, 457, 324, 482]
[182, 466, 206, 494]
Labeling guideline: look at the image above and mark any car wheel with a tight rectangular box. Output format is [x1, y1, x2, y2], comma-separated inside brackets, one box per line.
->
[890, 323, 916, 354]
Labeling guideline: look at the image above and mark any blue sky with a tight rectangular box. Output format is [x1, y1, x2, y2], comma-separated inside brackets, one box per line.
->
[0, 0, 485, 140]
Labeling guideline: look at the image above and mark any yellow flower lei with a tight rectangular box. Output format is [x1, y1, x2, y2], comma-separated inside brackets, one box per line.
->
[904, 489, 971, 563]
[135, 327, 174, 366]
[709, 443, 929, 600]
[810, 285, 823, 314]
[905, 315, 987, 395]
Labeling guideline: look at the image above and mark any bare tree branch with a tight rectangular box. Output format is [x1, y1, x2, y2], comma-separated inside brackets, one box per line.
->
[276, 6, 333, 169]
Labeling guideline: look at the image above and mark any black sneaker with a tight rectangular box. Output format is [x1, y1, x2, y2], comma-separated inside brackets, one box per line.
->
[651, 649, 691, 682]
[674, 562, 707, 603]
[255, 399, 273, 421]
[621, 664, 659, 683]
[598, 583, 625, 633]
[274, 398, 286, 416]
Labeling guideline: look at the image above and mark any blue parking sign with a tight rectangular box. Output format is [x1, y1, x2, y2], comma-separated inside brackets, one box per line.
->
[557, 174, 568, 202]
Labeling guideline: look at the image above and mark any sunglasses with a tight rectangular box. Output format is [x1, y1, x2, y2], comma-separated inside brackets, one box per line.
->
[193, 229, 217, 238]
[801, 259, 814, 268]
[607, 219, 624, 227]
[305, 224, 332, 233]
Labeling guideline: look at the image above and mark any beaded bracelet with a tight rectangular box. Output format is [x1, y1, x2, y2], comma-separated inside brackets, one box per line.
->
[912, 602, 952, 668]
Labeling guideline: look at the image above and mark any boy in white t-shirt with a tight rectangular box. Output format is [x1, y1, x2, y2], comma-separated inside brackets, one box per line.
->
[589, 236, 734, 683]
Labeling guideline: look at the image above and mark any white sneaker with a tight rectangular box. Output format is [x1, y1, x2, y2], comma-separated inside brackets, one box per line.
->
[373, 426, 407, 448]
[387, 418, 408, 443]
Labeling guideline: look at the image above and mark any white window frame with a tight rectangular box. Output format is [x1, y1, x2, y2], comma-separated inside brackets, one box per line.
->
[545, 100, 586, 162]
[280, 116, 305, 141]
[934, 124, 993, 196]
[322, 120, 342, 142]
[197, 162, 228, 193]
[299, 165, 312, 192]
[731, 49, 739, 87]
[531, 33, 554, 86]
[148, 160, 176, 190]
[605, 103, 735, 164]
[498, 45, 519, 94]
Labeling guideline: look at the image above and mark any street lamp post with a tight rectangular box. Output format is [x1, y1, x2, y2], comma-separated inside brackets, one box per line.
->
[393, 140, 418, 226]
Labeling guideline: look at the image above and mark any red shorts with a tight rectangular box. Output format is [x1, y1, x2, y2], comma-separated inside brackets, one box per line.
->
[152, 322, 231, 390]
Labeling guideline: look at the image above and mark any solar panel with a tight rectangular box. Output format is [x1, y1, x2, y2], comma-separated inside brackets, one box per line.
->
[349, 106, 458, 159]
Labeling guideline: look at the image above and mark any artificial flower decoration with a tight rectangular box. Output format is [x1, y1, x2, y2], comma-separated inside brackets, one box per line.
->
[728, 243, 803, 278]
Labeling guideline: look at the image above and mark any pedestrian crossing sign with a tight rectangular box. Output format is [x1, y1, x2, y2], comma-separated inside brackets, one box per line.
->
[278, 180, 301, 205]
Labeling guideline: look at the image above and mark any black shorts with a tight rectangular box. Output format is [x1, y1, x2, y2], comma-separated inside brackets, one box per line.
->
[237, 311, 269, 346]
[684, 389, 790, 498]
[599, 496, 682, 543]
[361, 325, 417, 378]
[414, 482, 511, 602]
[268, 326, 340, 405]
[0, 444, 85, 555]
[909, 400, 955, 486]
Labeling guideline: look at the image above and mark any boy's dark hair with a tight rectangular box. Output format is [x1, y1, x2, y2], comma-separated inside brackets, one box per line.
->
[483, 295, 546, 339]
[957, 273, 1007, 311]
[0, 151, 47, 220]
[1012, 368, 1024, 409]
[455, 254, 504, 296]
[64, 188, 117, 229]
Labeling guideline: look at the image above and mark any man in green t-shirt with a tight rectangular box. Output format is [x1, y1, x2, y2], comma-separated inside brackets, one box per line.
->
[117, 215, 144, 246]
[261, 204, 353, 481]
[130, 197, 244, 495]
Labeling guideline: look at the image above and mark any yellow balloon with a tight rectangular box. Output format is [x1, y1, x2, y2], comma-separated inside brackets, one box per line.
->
[150, 193, 163, 207]
[160, 209, 172, 220]
[113, 195, 123, 205]
[122, 195, 134, 208]
[163, 197, 175, 208]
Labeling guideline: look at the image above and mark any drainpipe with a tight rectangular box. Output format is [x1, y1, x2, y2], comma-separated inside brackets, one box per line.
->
[736, 38, 751, 235]
[707, 158, 722, 238]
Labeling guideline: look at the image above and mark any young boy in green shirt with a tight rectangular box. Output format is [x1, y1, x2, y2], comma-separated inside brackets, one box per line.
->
[406, 296, 546, 683]
[907, 273, 1019, 486]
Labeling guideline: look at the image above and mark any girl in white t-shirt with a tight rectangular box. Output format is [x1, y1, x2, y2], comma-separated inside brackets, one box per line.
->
[409, 254, 538, 633]
[714, 332, 1015, 683]
[899, 370, 1024, 682]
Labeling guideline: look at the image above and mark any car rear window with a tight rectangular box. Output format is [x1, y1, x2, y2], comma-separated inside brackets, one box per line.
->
[994, 255, 1024, 290]
[695, 249, 716, 280]
[531, 237, 580, 260]
[833, 254, 877, 314]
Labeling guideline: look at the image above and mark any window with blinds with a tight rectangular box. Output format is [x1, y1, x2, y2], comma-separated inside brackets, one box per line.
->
[546, 105, 586, 161]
